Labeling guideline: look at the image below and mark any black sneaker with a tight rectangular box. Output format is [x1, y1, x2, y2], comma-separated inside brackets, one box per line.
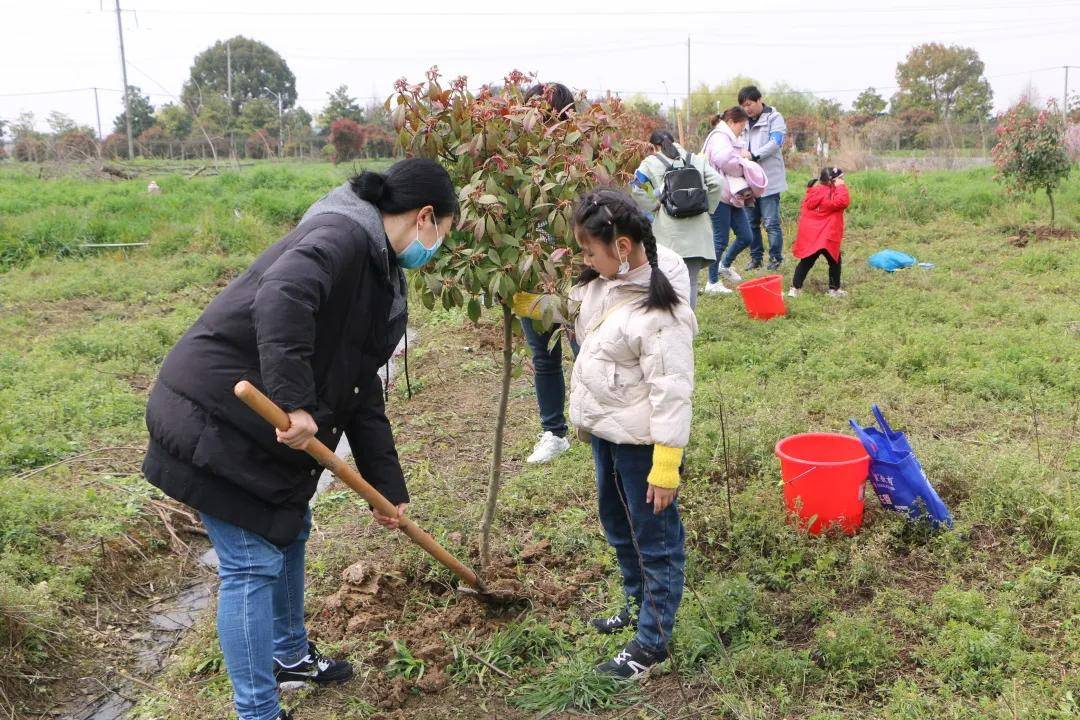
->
[274, 642, 354, 685]
[744, 260, 763, 271]
[590, 607, 636, 634]
[767, 259, 783, 271]
[278, 712, 292, 720]
[596, 639, 668, 680]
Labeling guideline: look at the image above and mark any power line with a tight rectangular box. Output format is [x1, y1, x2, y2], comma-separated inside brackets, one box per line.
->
[690, 20, 1080, 50]
[0, 87, 103, 98]
[84, 2, 1080, 17]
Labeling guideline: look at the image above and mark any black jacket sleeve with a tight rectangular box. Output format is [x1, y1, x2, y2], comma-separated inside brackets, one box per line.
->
[252, 227, 358, 413]
[345, 373, 409, 505]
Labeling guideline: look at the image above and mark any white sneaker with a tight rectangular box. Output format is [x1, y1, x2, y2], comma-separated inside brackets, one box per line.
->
[828, 288, 848, 298]
[717, 266, 742, 282]
[787, 287, 801, 298]
[526, 431, 570, 463]
[702, 281, 733, 295]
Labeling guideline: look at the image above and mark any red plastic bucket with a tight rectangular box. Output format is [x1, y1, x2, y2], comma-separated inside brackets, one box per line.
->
[775, 433, 870, 535]
[738, 274, 787, 320]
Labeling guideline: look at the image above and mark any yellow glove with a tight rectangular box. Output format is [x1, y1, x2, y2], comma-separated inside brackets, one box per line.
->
[647, 445, 683, 489]
[512, 292, 544, 320]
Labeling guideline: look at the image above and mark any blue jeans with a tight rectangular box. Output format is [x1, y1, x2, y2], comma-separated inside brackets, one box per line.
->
[707, 203, 755, 282]
[592, 436, 686, 654]
[521, 317, 568, 437]
[746, 193, 784, 264]
[200, 509, 312, 720]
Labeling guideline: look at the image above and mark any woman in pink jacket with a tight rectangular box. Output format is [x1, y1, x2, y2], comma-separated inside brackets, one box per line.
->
[700, 107, 761, 295]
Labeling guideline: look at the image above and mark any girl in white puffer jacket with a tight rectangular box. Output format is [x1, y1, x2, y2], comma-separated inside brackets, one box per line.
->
[568, 189, 696, 680]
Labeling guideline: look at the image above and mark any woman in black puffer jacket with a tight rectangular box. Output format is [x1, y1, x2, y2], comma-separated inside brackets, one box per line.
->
[142, 158, 457, 720]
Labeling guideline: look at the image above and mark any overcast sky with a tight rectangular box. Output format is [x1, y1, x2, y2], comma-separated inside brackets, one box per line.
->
[2, 0, 1078, 134]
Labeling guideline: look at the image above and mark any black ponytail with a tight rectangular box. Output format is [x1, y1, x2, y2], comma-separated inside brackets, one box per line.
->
[349, 157, 459, 220]
[572, 189, 681, 314]
[809, 166, 843, 188]
[648, 129, 680, 160]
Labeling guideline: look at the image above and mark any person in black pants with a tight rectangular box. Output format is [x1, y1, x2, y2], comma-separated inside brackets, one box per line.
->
[788, 167, 850, 298]
[792, 248, 842, 291]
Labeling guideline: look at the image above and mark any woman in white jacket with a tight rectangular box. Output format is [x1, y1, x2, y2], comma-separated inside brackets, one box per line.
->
[630, 130, 723, 309]
[568, 189, 695, 680]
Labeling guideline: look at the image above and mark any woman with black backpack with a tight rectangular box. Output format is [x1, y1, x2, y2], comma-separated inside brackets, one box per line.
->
[630, 129, 724, 309]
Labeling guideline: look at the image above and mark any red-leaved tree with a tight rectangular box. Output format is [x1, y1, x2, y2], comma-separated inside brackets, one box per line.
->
[391, 68, 651, 567]
[328, 118, 363, 164]
[992, 100, 1071, 227]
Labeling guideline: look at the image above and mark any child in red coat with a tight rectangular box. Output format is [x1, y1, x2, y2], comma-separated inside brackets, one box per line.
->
[789, 167, 850, 297]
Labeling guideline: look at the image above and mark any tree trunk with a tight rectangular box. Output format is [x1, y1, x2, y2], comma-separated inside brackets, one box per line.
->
[478, 302, 514, 570]
[1047, 186, 1056, 228]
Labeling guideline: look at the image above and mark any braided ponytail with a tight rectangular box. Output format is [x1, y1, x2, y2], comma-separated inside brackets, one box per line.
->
[635, 211, 680, 313]
[571, 189, 681, 314]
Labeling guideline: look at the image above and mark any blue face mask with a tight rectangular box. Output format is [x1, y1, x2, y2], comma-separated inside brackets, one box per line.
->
[397, 217, 444, 269]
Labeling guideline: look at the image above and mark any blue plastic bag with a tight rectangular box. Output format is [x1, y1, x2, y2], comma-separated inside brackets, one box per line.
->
[868, 249, 916, 272]
[849, 405, 953, 528]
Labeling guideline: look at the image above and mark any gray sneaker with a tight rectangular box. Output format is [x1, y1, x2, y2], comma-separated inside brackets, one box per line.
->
[717, 265, 743, 282]
[596, 639, 667, 680]
[590, 607, 636, 634]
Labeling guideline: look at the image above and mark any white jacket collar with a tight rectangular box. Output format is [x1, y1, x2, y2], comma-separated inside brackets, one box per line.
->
[595, 245, 691, 301]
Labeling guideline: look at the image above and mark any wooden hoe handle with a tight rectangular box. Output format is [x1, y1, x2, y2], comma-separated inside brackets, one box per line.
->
[233, 381, 481, 590]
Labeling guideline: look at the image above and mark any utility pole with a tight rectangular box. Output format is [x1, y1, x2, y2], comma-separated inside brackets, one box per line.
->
[264, 87, 284, 157]
[114, 0, 134, 159]
[92, 87, 103, 140]
[227, 41, 235, 159]
[1065, 65, 1071, 124]
[686, 35, 691, 140]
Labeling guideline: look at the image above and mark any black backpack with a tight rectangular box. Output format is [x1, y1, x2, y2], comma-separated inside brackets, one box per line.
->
[656, 152, 709, 218]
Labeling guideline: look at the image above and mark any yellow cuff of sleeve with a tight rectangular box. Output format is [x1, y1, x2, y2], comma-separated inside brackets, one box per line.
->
[647, 444, 683, 489]
[512, 292, 544, 320]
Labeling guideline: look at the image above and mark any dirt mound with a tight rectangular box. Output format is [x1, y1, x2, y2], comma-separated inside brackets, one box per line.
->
[1007, 225, 1078, 247]
[310, 545, 605, 710]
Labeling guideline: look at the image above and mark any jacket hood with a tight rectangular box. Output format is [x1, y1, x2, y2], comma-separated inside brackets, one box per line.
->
[750, 104, 775, 125]
[302, 182, 387, 245]
[715, 121, 739, 141]
[302, 182, 407, 326]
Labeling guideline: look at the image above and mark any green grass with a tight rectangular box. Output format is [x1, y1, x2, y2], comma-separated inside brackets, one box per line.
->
[0, 161, 1077, 718]
[0, 161, 389, 271]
